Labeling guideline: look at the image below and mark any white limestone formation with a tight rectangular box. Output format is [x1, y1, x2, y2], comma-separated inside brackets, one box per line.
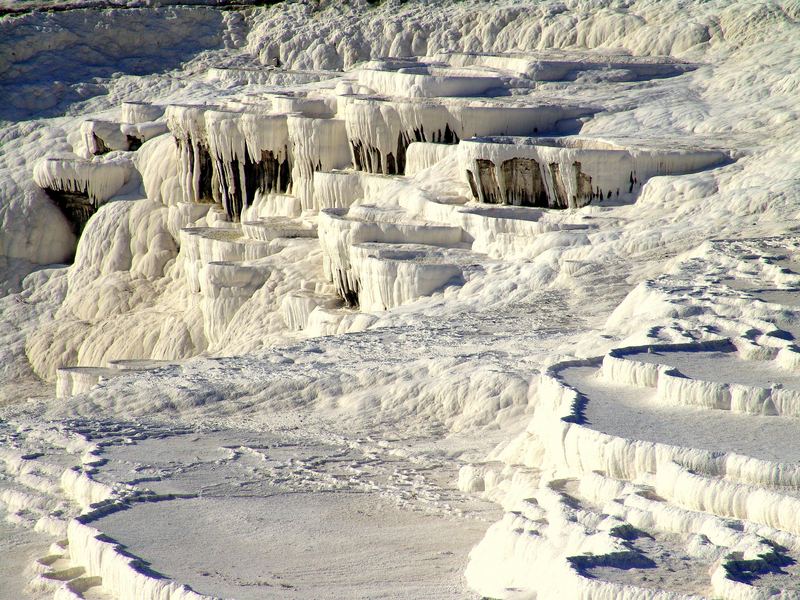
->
[80, 120, 129, 155]
[240, 192, 301, 219]
[266, 90, 337, 119]
[119, 121, 168, 148]
[206, 66, 336, 87]
[286, 115, 351, 212]
[32, 155, 134, 234]
[318, 205, 463, 306]
[357, 64, 504, 98]
[344, 97, 589, 176]
[199, 260, 271, 345]
[404, 141, 458, 176]
[55, 367, 122, 399]
[166, 104, 218, 205]
[462, 236, 800, 599]
[280, 290, 339, 331]
[178, 226, 272, 292]
[241, 217, 316, 242]
[311, 170, 367, 211]
[437, 50, 696, 82]
[204, 109, 292, 220]
[459, 137, 729, 209]
[32, 156, 133, 206]
[349, 242, 466, 311]
[4, 2, 800, 600]
[120, 101, 165, 125]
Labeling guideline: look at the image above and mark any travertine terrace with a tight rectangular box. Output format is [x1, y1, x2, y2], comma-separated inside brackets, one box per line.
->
[1, 1, 799, 599]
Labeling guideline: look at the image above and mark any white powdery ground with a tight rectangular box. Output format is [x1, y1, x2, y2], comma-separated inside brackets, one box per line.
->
[84, 429, 494, 599]
[0, 1, 799, 599]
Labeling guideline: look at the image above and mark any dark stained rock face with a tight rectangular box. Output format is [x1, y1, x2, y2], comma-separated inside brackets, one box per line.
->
[476, 159, 502, 204]
[350, 124, 459, 176]
[501, 157, 548, 207]
[547, 162, 569, 208]
[43, 188, 96, 236]
[215, 146, 292, 221]
[89, 132, 112, 156]
[332, 267, 359, 308]
[468, 156, 602, 209]
[126, 135, 143, 152]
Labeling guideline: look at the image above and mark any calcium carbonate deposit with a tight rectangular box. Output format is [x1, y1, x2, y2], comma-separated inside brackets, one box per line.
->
[1, 0, 800, 598]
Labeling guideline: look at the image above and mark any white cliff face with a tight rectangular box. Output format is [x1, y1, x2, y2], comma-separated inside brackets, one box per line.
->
[356, 65, 505, 99]
[287, 115, 351, 212]
[203, 109, 291, 220]
[1, 1, 800, 600]
[343, 96, 586, 177]
[80, 120, 130, 156]
[166, 104, 218, 206]
[458, 137, 730, 209]
[32, 156, 133, 206]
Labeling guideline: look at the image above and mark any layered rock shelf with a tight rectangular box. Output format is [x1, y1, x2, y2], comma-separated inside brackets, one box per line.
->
[203, 109, 292, 220]
[460, 137, 729, 209]
[82, 102, 167, 155]
[32, 156, 133, 234]
[344, 97, 591, 176]
[437, 50, 697, 81]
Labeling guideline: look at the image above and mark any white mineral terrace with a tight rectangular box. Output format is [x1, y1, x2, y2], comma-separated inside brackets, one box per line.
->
[356, 64, 505, 98]
[2, 2, 799, 600]
[121, 101, 165, 125]
[436, 49, 697, 81]
[459, 136, 730, 209]
[32, 155, 133, 203]
[80, 120, 130, 155]
[343, 96, 591, 175]
[205, 66, 338, 87]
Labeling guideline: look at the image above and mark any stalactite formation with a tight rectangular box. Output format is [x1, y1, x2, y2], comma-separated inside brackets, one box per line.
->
[460, 138, 727, 209]
[42, 188, 97, 236]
